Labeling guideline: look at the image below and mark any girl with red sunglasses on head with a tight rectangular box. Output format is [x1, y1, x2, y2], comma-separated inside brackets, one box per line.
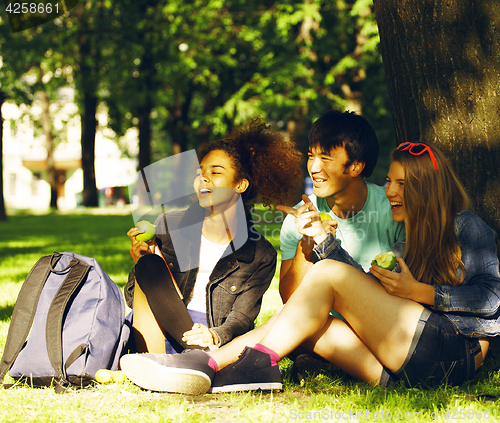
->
[120, 142, 499, 394]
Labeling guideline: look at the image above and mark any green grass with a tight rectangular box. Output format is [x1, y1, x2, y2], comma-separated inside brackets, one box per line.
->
[1, 207, 500, 422]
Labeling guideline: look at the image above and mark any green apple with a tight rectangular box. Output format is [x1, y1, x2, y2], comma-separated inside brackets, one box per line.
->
[319, 211, 340, 244]
[319, 212, 331, 221]
[135, 220, 156, 242]
[371, 251, 397, 270]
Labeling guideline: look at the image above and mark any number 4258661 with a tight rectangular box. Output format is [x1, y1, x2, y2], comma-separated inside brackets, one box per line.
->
[6, 2, 59, 14]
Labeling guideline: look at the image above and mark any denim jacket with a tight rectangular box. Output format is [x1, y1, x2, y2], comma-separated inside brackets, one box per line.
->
[313, 210, 500, 337]
[125, 203, 276, 346]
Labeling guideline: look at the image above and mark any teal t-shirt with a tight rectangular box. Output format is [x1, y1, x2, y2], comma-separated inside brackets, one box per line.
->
[280, 182, 405, 272]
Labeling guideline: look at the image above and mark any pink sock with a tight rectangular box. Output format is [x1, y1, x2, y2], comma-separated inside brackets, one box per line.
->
[203, 352, 219, 372]
[253, 343, 280, 366]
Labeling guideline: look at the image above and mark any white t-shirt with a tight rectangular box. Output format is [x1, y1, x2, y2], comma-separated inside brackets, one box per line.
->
[188, 234, 229, 312]
[280, 182, 405, 271]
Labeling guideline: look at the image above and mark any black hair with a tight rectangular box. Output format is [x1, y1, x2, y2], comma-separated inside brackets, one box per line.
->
[307, 110, 379, 178]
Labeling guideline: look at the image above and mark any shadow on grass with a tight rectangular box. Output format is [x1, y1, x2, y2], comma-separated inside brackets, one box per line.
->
[0, 246, 48, 257]
[0, 304, 14, 323]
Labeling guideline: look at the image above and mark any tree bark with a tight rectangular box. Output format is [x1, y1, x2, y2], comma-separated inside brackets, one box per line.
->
[339, 3, 373, 115]
[373, 0, 500, 257]
[38, 90, 58, 209]
[137, 103, 152, 171]
[81, 91, 99, 207]
[137, 52, 153, 172]
[170, 87, 193, 155]
[78, 15, 99, 208]
[0, 90, 7, 221]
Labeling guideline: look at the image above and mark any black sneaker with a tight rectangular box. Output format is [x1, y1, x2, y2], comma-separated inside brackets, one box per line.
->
[208, 347, 282, 393]
[119, 349, 214, 395]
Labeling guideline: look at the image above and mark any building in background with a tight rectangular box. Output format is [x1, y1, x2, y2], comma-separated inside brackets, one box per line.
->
[2, 99, 138, 211]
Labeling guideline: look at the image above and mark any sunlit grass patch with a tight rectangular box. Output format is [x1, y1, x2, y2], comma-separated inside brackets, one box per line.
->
[0, 210, 499, 422]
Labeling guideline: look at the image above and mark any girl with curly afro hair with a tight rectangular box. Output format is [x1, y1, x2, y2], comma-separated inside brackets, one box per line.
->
[125, 117, 303, 356]
[197, 116, 303, 210]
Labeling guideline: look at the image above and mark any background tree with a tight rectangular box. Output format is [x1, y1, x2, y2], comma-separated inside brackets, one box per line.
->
[30, 41, 75, 210]
[0, 16, 54, 217]
[0, 16, 29, 221]
[2, 0, 397, 212]
[110, 0, 394, 182]
[103, 0, 163, 171]
[197, 0, 395, 181]
[1, 17, 75, 211]
[372, 0, 500, 257]
[56, 0, 117, 207]
[0, 89, 6, 220]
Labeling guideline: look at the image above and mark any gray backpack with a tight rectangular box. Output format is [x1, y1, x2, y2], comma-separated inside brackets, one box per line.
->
[0, 252, 130, 391]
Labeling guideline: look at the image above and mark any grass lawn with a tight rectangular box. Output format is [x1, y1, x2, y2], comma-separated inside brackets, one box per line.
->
[1, 207, 500, 422]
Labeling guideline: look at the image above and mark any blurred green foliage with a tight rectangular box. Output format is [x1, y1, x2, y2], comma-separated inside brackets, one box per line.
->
[0, 0, 396, 186]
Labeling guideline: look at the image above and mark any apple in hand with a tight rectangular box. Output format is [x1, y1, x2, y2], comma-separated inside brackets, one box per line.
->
[319, 212, 331, 221]
[135, 220, 156, 242]
[371, 251, 397, 270]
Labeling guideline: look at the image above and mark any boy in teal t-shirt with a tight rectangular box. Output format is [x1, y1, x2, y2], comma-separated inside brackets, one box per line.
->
[279, 110, 405, 304]
[280, 183, 405, 272]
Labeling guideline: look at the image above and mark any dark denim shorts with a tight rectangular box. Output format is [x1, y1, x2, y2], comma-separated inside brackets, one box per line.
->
[391, 309, 481, 387]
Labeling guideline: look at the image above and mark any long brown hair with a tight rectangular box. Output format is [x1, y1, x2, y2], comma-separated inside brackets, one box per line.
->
[392, 144, 469, 286]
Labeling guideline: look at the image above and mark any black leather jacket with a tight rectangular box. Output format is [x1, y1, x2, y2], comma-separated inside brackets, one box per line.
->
[125, 203, 277, 346]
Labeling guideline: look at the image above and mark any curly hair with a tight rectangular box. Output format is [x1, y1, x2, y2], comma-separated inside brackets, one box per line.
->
[197, 116, 303, 208]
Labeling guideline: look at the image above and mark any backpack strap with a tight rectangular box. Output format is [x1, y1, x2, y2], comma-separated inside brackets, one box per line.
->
[0, 253, 63, 385]
[45, 258, 91, 385]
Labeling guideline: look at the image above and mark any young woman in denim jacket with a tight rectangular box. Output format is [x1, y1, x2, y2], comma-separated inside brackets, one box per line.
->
[119, 142, 499, 394]
[125, 117, 303, 354]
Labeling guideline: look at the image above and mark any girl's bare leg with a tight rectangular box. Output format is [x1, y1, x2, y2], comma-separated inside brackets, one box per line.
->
[210, 301, 385, 384]
[258, 260, 425, 373]
[302, 316, 384, 384]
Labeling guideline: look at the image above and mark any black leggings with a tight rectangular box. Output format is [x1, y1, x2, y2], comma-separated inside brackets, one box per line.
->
[134, 254, 205, 352]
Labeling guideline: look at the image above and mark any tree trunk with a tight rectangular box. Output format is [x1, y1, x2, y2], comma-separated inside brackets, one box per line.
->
[138, 103, 152, 171]
[81, 91, 99, 207]
[339, 3, 373, 115]
[137, 52, 153, 172]
[38, 90, 58, 209]
[78, 17, 99, 208]
[170, 88, 193, 155]
[0, 90, 7, 221]
[373, 0, 500, 257]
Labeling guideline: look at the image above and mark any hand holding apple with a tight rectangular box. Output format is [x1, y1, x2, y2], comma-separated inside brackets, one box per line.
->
[127, 223, 156, 262]
[371, 251, 397, 270]
[135, 220, 156, 242]
[319, 212, 331, 221]
[319, 212, 338, 238]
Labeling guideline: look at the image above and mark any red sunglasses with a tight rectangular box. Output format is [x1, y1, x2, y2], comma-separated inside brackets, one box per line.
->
[396, 142, 438, 171]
